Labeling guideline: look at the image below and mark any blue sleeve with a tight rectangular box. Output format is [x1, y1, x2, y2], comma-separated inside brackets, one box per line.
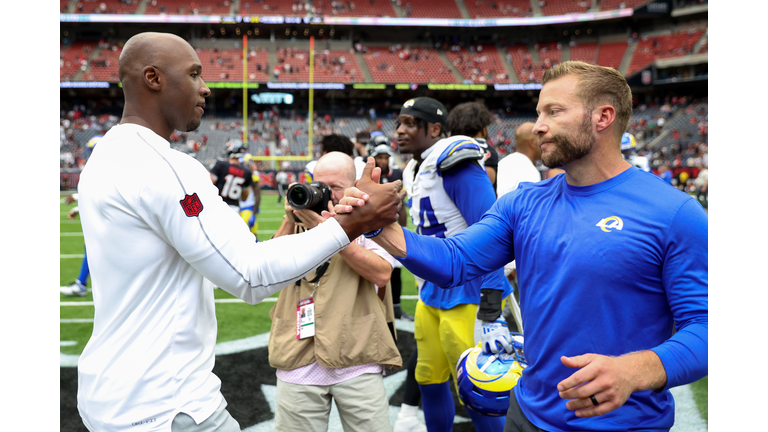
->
[399, 189, 518, 290]
[651, 199, 708, 390]
[442, 161, 512, 293]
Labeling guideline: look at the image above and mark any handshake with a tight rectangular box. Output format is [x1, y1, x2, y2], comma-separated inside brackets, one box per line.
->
[328, 158, 407, 249]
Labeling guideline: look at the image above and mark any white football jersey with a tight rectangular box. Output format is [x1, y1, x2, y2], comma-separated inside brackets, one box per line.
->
[403, 136, 484, 241]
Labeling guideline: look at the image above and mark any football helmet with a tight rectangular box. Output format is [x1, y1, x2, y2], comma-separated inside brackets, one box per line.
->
[456, 333, 526, 417]
[226, 139, 247, 158]
[366, 131, 389, 155]
[620, 132, 636, 154]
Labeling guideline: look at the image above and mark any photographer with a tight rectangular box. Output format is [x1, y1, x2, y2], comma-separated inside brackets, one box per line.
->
[269, 151, 402, 432]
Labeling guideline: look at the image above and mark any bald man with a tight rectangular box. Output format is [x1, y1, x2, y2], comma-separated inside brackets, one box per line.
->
[269, 152, 400, 432]
[75, 33, 403, 432]
[496, 122, 543, 198]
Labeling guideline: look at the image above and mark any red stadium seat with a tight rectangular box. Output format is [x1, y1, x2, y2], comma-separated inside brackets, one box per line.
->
[445, 44, 509, 84]
[538, 0, 590, 17]
[400, 0, 462, 18]
[239, 0, 299, 16]
[312, 0, 397, 17]
[595, 41, 627, 70]
[71, 0, 140, 14]
[362, 46, 458, 84]
[626, 29, 705, 76]
[144, 0, 232, 15]
[463, 0, 532, 18]
[569, 42, 598, 65]
[599, 0, 653, 11]
[60, 41, 95, 81]
[275, 48, 364, 83]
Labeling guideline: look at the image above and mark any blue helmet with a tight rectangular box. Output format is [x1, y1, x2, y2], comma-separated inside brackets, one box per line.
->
[620, 132, 636, 153]
[456, 333, 527, 417]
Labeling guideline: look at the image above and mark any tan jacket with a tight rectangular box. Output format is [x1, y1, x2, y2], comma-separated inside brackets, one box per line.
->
[268, 252, 402, 371]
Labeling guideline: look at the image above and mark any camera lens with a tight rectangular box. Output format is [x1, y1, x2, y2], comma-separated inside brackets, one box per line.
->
[287, 183, 320, 210]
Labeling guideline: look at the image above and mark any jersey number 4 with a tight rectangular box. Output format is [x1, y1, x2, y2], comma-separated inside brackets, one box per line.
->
[221, 174, 245, 200]
[417, 197, 447, 238]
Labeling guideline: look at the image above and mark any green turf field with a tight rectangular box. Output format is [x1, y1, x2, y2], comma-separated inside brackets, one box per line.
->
[60, 190, 707, 426]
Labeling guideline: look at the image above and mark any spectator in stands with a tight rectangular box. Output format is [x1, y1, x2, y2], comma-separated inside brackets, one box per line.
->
[270, 151, 401, 432]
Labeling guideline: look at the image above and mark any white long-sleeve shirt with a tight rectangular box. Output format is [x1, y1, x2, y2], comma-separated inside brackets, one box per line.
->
[77, 123, 350, 432]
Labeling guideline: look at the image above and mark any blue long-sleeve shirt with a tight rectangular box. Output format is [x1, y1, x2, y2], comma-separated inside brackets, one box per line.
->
[400, 167, 708, 431]
[402, 142, 512, 310]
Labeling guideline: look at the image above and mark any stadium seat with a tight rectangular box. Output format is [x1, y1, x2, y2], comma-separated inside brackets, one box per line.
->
[362, 46, 458, 84]
[464, 0, 532, 18]
[538, 0, 591, 17]
[569, 42, 599, 65]
[445, 44, 509, 84]
[599, 0, 653, 11]
[626, 29, 705, 76]
[595, 41, 627, 70]
[400, 0, 462, 18]
[275, 48, 364, 83]
[71, 0, 140, 14]
[144, 0, 232, 15]
[312, 0, 397, 17]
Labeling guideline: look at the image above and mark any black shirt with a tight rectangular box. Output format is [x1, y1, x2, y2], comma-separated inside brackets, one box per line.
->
[210, 160, 254, 207]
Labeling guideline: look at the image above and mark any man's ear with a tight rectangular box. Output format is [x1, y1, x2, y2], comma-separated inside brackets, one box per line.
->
[143, 66, 161, 91]
[594, 105, 616, 135]
[430, 122, 442, 138]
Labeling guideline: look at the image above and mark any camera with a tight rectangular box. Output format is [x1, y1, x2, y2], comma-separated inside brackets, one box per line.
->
[287, 182, 333, 219]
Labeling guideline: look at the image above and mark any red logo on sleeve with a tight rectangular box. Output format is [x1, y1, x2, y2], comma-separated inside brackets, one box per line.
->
[180, 193, 204, 217]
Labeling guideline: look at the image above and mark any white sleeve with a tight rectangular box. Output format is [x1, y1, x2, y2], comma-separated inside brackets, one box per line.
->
[143, 156, 350, 305]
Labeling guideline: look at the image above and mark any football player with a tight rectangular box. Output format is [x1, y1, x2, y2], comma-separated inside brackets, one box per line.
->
[210, 140, 253, 213]
[238, 153, 262, 239]
[395, 97, 513, 432]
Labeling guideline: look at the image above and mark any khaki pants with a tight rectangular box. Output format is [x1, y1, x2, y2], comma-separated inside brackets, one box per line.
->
[275, 373, 392, 432]
[171, 394, 241, 432]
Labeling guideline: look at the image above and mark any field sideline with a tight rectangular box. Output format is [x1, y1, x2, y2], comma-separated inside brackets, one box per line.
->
[60, 190, 707, 430]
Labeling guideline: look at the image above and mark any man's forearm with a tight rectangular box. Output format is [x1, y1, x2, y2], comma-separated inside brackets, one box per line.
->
[622, 350, 667, 393]
[339, 243, 391, 288]
[368, 223, 407, 258]
[273, 215, 295, 239]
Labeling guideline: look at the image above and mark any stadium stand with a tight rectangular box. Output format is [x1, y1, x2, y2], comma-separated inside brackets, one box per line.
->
[538, 0, 591, 17]
[88, 43, 122, 82]
[400, 0, 462, 18]
[568, 42, 599, 65]
[445, 44, 509, 84]
[533, 41, 562, 81]
[362, 46, 457, 84]
[197, 48, 246, 82]
[70, 0, 141, 14]
[60, 41, 95, 81]
[463, 0, 533, 18]
[275, 48, 364, 83]
[595, 41, 627, 70]
[143, 0, 232, 15]
[239, 0, 301, 16]
[312, 0, 397, 17]
[504, 43, 535, 83]
[599, 0, 653, 10]
[626, 28, 706, 76]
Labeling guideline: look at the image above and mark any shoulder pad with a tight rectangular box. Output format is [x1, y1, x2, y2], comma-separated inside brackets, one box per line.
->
[436, 138, 484, 172]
